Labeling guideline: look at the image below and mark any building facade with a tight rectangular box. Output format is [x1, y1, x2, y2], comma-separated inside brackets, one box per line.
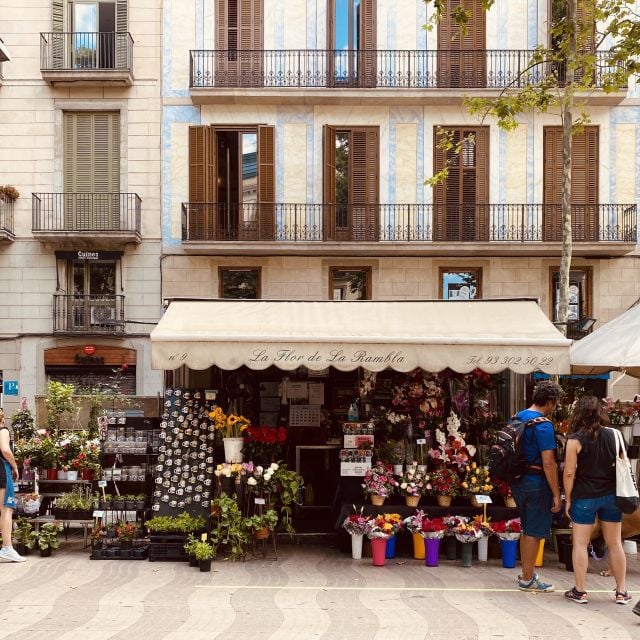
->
[161, 0, 639, 398]
[0, 0, 164, 416]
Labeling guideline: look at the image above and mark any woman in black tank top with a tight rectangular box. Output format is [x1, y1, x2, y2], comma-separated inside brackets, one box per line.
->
[562, 396, 629, 605]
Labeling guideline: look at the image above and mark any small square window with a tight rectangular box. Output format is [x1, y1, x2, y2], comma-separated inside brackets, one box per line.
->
[219, 268, 261, 299]
[329, 267, 371, 300]
[439, 268, 481, 300]
[550, 267, 591, 322]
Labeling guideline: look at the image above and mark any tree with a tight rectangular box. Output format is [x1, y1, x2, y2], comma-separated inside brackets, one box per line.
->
[424, 0, 639, 333]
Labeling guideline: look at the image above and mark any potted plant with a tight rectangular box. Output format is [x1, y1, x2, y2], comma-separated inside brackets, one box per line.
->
[112, 494, 126, 511]
[183, 533, 199, 567]
[210, 494, 250, 561]
[30, 522, 63, 557]
[105, 522, 117, 539]
[460, 463, 493, 506]
[124, 495, 137, 511]
[192, 540, 215, 572]
[115, 521, 138, 551]
[361, 461, 398, 506]
[53, 486, 96, 520]
[246, 509, 278, 540]
[13, 518, 34, 556]
[90, 524, 105, 553]
[209, 406, 251, 462]
[134, 494, 146, 510]
[99, 493, 112, 510]
[429, 466, 460, 507]
[0, 185, 20, 202]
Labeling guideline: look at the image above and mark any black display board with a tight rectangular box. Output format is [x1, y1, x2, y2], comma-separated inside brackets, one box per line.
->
[152, 388, 217, 518]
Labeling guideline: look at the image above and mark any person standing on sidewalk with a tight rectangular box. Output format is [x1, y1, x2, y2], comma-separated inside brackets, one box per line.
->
[562, 396, 630, 605]
[0, 410, 26, 562]
[510, 381, 563, 593]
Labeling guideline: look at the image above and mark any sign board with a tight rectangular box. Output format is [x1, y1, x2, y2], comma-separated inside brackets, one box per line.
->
[3, 381, 18, 396]
[474, 495, 493, 504]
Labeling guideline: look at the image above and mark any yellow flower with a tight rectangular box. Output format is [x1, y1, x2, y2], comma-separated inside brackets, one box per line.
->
[227, 415, 239, 426]
[471, 462, 477, 470]
[471, 477, 477, 484]
[461, 482, 469, 489]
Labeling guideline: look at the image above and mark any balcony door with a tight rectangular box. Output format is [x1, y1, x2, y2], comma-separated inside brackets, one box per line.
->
[69, 258, 117, 330]
[437, 0, 486, 88]
[327, 0, 376, 87]
[543, 126, 598, 241]
[188, 125, 275, 240]
[63, 112, 120, 231]
[433, 127, 489, 242]
[323, 126, 379, 241]
[215, 0, 263, 86]
[52, 0, 127, 69]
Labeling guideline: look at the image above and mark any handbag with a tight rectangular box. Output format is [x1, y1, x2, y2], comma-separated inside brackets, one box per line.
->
[611, 428, 639, 514]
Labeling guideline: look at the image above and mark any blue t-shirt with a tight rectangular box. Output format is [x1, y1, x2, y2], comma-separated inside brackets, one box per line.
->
[515, 409, 556, 482]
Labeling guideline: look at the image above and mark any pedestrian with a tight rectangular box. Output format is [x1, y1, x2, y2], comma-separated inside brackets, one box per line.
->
[511, 380, 563, 593]
[0, 409, 26, 562]
[562, 395, 630, 605]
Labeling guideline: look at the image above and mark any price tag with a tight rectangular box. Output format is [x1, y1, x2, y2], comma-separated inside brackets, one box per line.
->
[201, 533, 207, 542]
[416, 438, 427, 445]
[254, 497, 266, 505]
[98, 480, 107, 488]
[474, 495, 493, 504]
[92, 510, 104, 518]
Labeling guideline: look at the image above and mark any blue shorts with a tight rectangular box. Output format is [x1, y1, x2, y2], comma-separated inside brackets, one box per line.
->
[0, 460, 16, 509]
[511, 476, 552, 539]
[570, 493, 622, 525]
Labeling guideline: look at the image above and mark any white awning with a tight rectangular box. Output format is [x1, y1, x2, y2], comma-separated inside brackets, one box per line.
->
[151, 299, 570, 374]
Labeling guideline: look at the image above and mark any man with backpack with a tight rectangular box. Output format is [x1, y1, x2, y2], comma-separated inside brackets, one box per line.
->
[506, 381, 563, 593]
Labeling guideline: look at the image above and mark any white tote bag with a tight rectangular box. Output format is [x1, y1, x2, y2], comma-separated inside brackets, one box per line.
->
[611, 428, 639, 514]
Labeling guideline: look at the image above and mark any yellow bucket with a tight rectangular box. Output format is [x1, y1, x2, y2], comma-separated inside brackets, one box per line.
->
[413, 532, 425, 560]
[535, 539, 545, 567]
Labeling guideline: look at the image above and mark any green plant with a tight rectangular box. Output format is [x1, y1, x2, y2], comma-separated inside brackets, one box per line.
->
[13, 518, 34, 548]
[55, 487, 96, 511]
[267, 464, 304, 535]
[192, 540, 215, 561]
[246, 509, 278, 533]
[45, 381, 78, 435]
[39, 434, 60, 469]
[11, 408, 35, 440]
[30, 522, 63, 551]
[145, 513, 206, 535]
[183, 533, 199, 556]
[210, 494, 250, 560]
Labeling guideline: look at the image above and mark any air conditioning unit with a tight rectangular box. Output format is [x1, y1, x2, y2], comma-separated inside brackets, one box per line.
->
[90, 304, 116, 326]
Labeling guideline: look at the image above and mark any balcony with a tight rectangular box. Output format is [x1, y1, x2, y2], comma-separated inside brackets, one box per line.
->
[0, 198, 15, 242]
[181, 202, 637, 257]
[40, 32, 133, 86]
[32, 193, 141, 247]
[53, 294, 125, 335]
[189, 49, 626, 105]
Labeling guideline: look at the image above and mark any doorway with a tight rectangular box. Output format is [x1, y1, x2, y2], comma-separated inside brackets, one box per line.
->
[72, 1, 116, 69]
[68, 259, 117, 330]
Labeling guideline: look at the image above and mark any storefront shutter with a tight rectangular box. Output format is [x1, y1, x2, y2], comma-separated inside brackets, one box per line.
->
[437, 0, 486, 87]
[543, 126, 598, 241]
[350, 127, 379, 240]
[51, 0, 64, 69]
[188, 126, 216, 240]
[115, 0, 128, 69]
[257, 125, 275, 240]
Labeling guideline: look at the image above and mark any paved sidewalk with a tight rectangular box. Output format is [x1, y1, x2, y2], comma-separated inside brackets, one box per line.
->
[0, 540, 638, 640]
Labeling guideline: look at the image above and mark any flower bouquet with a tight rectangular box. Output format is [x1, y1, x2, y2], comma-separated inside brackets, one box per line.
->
[430, 412, 476, 470]
[397, 470, 430, 507]
[420, 516, 447, 540]
[342, 506, 371, 536]
[451, 518, 483, 544]
[365, 513, 403, 539]
[492, 518, 522, 541]
[362, 462, 398, 505]
[429, 466, 460, 506]
[208, 406, 251, 439]
[243, 425, 287, 464]
[403, 510, 426, 534]
[494, 478, 516, 508]
[460, 463, 493, 504]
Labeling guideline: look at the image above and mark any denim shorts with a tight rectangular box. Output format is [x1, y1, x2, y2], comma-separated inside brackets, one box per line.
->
[1, 460, 16, 509]
[510, 476, 552, 539]
[569, 493, 621, 525]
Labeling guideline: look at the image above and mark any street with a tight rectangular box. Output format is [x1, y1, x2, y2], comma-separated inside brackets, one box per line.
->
[0, 539, 638, 640]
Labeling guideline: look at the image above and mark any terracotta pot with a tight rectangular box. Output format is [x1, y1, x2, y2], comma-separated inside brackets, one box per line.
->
[254, 527, 270, 540]
[81, 468, 95, 481]
[47, 468, 58, 480]
[370, 495, 385, 506]
[436, 495, 452, 507]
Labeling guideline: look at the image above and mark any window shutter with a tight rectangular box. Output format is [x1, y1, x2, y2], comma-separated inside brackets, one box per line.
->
[360, 0, 377, 88]
[323, 125, 337, 239]
[474, 127, 489, 240]
[258, 125, 275, 240]
[350, 127, 379, 241]
[240, 0, 262, 84]
[433, 127, 448, 241]
[188, 126, 216, 240]
[115, 0, 128, 68]
[52, 0, 64, 69]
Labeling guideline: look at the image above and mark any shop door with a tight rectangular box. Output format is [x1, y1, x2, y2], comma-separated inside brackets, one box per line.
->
[433, 127, 489, 241]
[69, 259, 117, 330]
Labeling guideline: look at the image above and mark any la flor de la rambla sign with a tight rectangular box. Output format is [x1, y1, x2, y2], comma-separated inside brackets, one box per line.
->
[247, 347, 407, 366]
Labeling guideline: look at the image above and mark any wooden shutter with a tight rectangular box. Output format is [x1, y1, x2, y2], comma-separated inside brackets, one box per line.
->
[543, 126, 598, 241]
[323, 125, 337, 239]
[52, 0, 64, 69]
[64, 112, 120, 231]
[437, 0, 486, 87]
[257, 125, 275, 240]
[575, 0, 595, 84]
[360, 0, 377, 88]
[115, 0, 128, 69]
[350, 127, 379, 241]
[188, 126, 216, 240]
[433, 126, 488, 241]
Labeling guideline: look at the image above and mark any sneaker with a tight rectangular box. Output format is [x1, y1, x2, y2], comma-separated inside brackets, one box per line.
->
[615, 590, 632, 605]
[0, 547, 26, 563]
[632, 600, 640, 616]
[518, 572, 555, 593]
[565, 587, 588, 604]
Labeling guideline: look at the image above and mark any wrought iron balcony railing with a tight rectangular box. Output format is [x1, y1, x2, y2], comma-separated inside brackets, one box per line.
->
[32, 192, 141, 234]
[181, 202, 637, 243]
[190, 49, 625, 90]
[40, 32, 133, 72]
[0, 198, 15, 238]
[53, 294, 125, 335]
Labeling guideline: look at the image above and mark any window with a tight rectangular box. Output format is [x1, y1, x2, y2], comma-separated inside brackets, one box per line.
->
[63, 111, 120, 230]
[219, 268, 261, 299]
[437, 0, 486, 88]
[439, 268, 481, 300]
[329, 267, 371, 300]
[433, 127, 489, 242]
[327, 0, 376, 87]
[323, 126, 379, 241]
[52, 0, 128, 69]
[187, 125, 274, 240]
[543, 126, 598, 241]
[550, 267, 592, 323]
